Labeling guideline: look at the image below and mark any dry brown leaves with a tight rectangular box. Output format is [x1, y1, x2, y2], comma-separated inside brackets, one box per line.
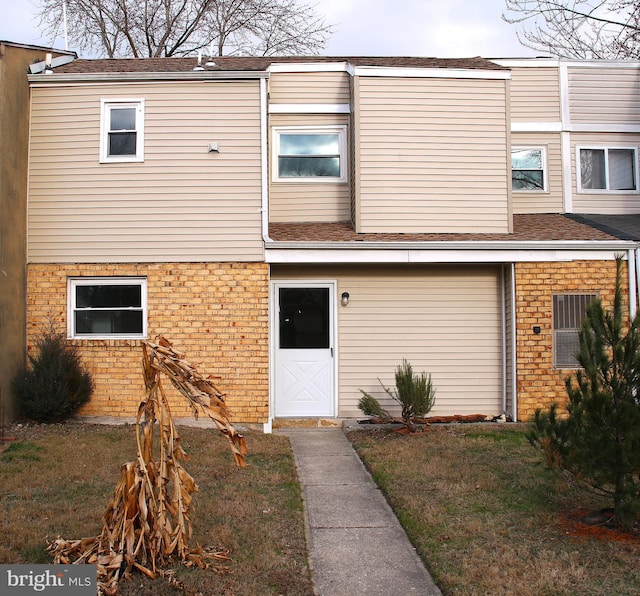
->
[48, 337, 248, 595]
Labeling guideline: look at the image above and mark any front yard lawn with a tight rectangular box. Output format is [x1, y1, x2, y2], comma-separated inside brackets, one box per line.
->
[0, 423, 313, 595]
[348, 424, 640, 596]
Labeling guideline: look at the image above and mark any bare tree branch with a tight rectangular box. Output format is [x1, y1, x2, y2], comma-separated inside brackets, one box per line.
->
[503, 0, 640, 59]
[36, 0, 334, 57]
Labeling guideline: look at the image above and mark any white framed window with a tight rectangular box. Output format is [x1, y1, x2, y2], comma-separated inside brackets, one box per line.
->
[68, 277, 147, 339]
[273, 126, 347, 182]
[553, 293, 596, 368]
[100, 99, 145, 163]
[511, 146, 547, 191]
[577, 146, 638, 192]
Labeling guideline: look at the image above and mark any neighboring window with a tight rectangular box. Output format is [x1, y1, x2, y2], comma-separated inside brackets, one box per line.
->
[553, 293, 596, 368]
[511, 147, 546, 191]
[273, 126, 347, 182]
[578, 147, 638, 191]
[100, 99, 145, 163]
[69, 278, 147, 338]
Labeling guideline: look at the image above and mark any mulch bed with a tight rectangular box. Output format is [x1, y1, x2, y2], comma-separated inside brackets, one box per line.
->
[560, 509, 640, 544]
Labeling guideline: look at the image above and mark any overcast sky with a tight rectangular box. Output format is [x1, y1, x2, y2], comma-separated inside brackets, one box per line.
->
[0, 0, 535, 58]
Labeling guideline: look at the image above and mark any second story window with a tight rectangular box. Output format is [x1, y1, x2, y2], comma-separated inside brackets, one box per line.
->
[100, 99, 145, 163]
[511, 147, 546, 191]
[273, 126, 347, 182]
[578, 147, 638, 192]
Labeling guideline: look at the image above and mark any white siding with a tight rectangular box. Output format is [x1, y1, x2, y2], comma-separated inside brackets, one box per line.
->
[354, 76, 511, 233]
[272, 265, 504, 418]
[28, 81, 264, 263]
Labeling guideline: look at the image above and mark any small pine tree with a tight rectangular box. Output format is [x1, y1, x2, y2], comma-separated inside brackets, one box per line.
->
[359, 359, 435, 431]
[12, 327, 93, 423]
[528, 256, 640, 529]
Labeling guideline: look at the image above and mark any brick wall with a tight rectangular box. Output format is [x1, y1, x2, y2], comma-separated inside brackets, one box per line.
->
[514, 259, 624, 420]
[27, 262, 269, 423]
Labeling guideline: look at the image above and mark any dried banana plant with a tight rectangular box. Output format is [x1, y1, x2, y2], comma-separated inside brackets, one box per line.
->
[48, 337, 248, 595]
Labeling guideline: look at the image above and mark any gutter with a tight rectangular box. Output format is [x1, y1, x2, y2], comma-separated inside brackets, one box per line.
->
[28, 71, 269, 84]
[265, 239, 635, 251]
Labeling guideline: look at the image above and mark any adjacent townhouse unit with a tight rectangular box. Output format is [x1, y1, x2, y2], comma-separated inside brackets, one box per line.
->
[23, 54, 640, 431]
[0, 41, 75, 422]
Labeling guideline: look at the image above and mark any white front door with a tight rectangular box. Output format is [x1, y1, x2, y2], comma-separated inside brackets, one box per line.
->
[274, 283, 335, 417]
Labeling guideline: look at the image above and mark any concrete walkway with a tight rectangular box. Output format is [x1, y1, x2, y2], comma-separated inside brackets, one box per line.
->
[282, 428, 441, 596]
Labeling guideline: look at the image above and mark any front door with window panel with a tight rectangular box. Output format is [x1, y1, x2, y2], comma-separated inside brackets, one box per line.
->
[274, 284, 335, 417]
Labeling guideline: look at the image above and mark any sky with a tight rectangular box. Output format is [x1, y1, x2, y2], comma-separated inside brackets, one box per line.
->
[0, 0, 536, 59]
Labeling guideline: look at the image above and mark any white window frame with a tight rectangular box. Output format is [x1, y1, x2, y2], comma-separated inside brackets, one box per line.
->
[272, 125, 348, 183]
[511, 146, 548, 192]
[576, 145, 639, 193]
[100, 99, 145, 163]
[68, 277, 148, 339]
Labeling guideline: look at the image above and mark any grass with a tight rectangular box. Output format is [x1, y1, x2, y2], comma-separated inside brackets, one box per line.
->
[0, 423, 313, 595]
[347, 424, 640, 596]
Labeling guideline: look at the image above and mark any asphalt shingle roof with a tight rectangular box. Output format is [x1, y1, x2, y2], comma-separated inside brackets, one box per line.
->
[55, 55, 507, 74]
[268, 214, 621, 243]
[566, 214, 640, 241]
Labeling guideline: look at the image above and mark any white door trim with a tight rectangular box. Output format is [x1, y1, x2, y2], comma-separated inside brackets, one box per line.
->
[269, 280, 338, 418]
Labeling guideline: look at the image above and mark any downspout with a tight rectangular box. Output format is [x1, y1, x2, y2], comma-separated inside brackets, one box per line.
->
[260, 76, 273, 434]
[630, 249, 639, 319]
[260, 76, 270, 245]
[636, 248, 640, 318]
[500, 265, 507, 416]
[510, 262, 518, 421]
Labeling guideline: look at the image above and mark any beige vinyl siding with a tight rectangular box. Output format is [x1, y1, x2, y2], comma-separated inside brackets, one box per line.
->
[268, 71, 350, 104]
[569, 66, 640, 124]
[511, 132, 563, 213]
[508, 67, 561, 122]
[269, 113, 351, 222]
[28, 81, 263, 263]
[570, 132, 640, 213]
[272, 265, 504, 418]
[355, 76, 511, 233]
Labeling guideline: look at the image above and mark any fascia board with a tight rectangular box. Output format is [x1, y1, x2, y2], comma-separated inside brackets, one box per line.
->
[28, 71, 269, 84]
[265, 245, 633, 264]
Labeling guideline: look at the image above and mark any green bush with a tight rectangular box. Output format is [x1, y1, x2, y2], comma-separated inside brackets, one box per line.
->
[359, 359, 435, 431]
[11, 328, 93, 423]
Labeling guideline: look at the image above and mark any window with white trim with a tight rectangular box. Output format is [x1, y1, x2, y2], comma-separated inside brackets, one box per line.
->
[553, 293, 596, 368]
[100, 99, 145, 163]
[578, 147, 638, 192]
[273, 126, 347, 182]
[69, 278, 147, 339]
[511, 147, 546, 191]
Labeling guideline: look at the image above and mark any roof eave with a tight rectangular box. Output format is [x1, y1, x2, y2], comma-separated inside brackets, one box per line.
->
[28, 70, 269, 84]
[265, 239, 636, 251]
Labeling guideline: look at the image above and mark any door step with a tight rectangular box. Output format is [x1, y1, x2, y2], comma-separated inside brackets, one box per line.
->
[272, 418, 344, 429]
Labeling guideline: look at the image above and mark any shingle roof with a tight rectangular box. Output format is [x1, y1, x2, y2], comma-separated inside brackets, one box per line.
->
[55, 55, 506, 74]
[566, 214, 640, 241]
[268, 214, 621, 243]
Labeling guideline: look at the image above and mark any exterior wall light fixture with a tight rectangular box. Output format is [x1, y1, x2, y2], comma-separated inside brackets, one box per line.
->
[341, 292, 350, 306]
